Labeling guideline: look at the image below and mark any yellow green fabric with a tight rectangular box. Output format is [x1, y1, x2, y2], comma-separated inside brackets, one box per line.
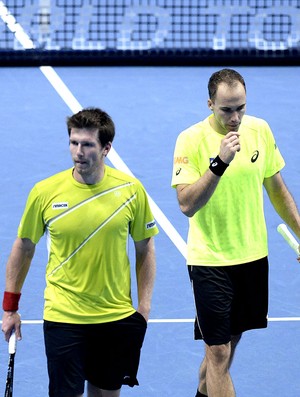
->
[172, 115, 285, 266]
[18, 166, 158, 323]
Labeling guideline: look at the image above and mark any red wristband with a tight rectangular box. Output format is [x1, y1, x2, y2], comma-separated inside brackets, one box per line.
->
[2, 291, 21, 311]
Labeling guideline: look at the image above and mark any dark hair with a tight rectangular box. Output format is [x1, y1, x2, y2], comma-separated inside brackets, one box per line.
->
[208, 69, 246, 101]
[67, 107, 115, 146]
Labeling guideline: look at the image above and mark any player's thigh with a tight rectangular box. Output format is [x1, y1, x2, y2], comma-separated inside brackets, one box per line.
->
[85, 312, 147, 390]
[230, 257, 269, 334]
[188, 265, 234, 345]
[87, 382, 120, 397]
[43, 321, 86, 397]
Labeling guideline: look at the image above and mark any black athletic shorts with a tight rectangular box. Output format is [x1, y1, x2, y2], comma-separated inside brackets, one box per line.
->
[44, 311, 147, 396]
[188, 257, 269, 346]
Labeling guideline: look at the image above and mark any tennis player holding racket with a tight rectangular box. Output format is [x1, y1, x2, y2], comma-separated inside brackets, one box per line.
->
[2, 108, 158, 397]
[172, 69, 300, 397]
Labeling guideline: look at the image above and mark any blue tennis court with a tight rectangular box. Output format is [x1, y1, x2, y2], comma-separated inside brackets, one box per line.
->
[0, 65, 299, 396]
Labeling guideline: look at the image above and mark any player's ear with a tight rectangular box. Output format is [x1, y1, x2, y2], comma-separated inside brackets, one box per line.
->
[208, 99, 213, 111]
[103, 142, 112, 157]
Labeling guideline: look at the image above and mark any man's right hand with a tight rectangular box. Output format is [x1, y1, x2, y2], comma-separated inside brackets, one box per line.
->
[219, 131, 241, 164]
[2, 311, 22, 342]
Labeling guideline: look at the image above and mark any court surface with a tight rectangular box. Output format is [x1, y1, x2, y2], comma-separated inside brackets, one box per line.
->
[0, 66, 299, 396]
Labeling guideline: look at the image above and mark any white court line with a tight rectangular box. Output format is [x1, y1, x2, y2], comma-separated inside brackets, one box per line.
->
[1, 317, 300, 325]
[149, 317, 300, 323]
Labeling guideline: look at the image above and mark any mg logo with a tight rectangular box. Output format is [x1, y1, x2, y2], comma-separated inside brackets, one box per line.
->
[174, 156, 189, 164]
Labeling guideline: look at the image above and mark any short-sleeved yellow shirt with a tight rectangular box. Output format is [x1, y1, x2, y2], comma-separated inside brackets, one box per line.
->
[172, 115, 285, 266]
[18, 166, 159, 323]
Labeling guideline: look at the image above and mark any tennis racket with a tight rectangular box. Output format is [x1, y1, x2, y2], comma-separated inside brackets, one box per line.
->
[4, 331, 17, 397]
[277, 223, 300, 255]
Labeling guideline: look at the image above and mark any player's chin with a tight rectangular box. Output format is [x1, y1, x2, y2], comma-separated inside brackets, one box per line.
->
[229, 125, 240, 132]
[75, 165, 89, 174]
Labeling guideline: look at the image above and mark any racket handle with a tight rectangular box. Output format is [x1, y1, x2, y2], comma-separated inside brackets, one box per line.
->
[8, 331, 17, 355]
[277, 223, 299, 255]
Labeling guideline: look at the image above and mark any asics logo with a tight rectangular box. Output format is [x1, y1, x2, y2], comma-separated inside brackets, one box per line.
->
[176, 168, 182, 175]
[251, 150, 259, 163]
[211, 162, 218, 167]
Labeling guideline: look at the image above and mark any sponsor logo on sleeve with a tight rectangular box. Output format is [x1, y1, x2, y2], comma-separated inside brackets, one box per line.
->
[174, 156, 189, 164]
[146, 220, 156, 230]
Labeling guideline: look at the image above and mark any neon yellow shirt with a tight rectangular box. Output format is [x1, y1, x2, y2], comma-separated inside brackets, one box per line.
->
[18, 166, 159, 323]
[172, 115, 285, 266]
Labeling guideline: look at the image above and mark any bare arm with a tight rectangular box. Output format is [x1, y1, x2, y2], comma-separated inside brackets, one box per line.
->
[264, 172, 300, 238]
[264, 172, 300, 261]
[177, 131, 241, 217]
[2, 237, 36, 341]
[176, 171, 221, 217]
[134, 237, 156, 322]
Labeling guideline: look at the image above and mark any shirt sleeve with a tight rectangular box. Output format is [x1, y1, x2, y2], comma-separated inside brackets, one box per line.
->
[18, 185, 45, 244]
[129, 182, 159, 241]
[263, 121, 285, 178]
[171, 130, 201, 187]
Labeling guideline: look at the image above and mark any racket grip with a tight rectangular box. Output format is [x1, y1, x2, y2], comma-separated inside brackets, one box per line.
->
[277, 224, 299, 255]
[8, 331, 17, 354]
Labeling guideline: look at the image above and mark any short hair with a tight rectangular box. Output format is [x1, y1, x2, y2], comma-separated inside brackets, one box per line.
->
[67, 107, 115, 146]
[208, 69, 246, 101]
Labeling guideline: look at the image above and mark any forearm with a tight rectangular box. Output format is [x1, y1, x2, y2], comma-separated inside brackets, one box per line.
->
[177, 169, 221, 217]
[135, 238, 156, 320]
[5, 238, 35, 292]
[264, 174, 300, 239]
[176, 132, 241, 217]
[2, 238, 35, 340]
[272, 192, 300, 238]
